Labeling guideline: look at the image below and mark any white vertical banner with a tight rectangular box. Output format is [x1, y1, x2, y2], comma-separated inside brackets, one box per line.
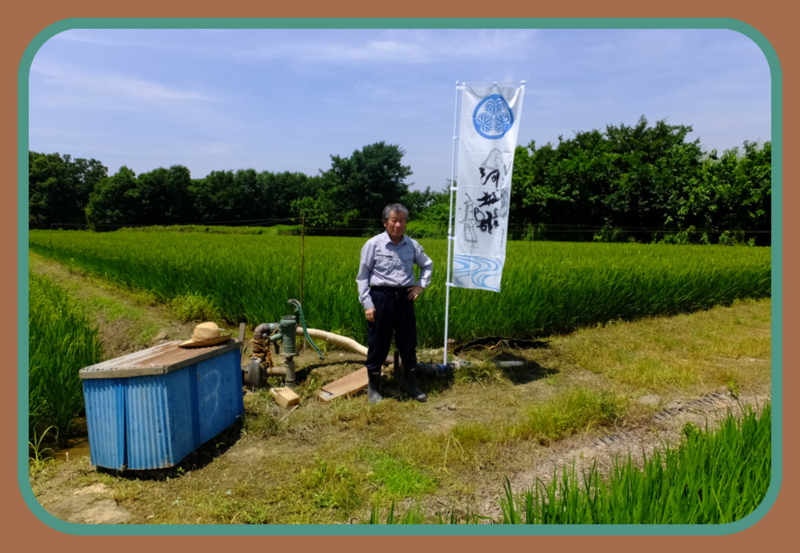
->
[452, 82, 525, 292]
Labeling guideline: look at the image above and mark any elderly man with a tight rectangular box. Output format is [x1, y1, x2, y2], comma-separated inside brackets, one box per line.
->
[356, 203, 433, 404]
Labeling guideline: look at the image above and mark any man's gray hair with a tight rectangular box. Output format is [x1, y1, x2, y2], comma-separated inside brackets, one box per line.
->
[382, 203, 409, 222]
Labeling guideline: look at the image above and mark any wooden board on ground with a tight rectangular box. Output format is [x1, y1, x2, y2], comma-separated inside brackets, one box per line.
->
[318, 367, 368, 402]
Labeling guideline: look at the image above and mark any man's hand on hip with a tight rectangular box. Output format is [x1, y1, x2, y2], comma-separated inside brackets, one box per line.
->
[407, 285, 424, 301]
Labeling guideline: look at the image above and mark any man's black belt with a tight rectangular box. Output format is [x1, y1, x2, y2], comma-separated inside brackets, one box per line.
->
[369, 286, 410, 297]
[370, 285, 408, 292]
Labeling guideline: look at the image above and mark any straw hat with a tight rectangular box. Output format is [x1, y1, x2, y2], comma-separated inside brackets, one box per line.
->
[180, 322, 231, 348]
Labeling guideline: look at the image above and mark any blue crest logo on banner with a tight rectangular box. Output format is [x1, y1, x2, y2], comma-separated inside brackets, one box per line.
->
[472, 94, 514, 139]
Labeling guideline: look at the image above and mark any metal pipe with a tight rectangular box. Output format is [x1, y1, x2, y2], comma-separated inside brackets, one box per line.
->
[253, 323, 279, 340]
[283, 356, 297, 388]
[264, 365, 288, 376]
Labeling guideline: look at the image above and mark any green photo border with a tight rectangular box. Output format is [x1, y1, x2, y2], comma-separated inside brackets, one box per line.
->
[17, 17, 783, 536]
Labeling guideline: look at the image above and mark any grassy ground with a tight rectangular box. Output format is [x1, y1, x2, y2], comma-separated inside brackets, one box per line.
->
[27, 254, 772, 525]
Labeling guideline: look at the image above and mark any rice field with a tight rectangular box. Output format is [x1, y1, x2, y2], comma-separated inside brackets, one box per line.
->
[28, 272, 103, 446]
[28, 229, 771, 347]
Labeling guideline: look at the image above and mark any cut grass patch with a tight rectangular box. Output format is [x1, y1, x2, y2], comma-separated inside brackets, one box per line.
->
[553, 298, 771, 395]
[368, 452, 438, 499]
[298, 456, 366, 513]
[508, 388, 628, 445]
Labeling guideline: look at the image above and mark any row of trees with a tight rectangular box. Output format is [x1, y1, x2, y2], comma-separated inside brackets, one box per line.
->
[29, 141, 426, 233]
[28, 117, 772, 244]
[508, 117, 771, 244]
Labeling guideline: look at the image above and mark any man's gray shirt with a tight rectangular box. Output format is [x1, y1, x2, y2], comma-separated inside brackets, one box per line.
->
[356, 231, 433, 310]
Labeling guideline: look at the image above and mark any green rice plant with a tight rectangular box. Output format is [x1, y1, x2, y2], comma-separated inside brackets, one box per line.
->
[119, 224, 301, 235]
[169, 293, 221, 321]
[28, 273, 104, 448]
[499, 402, 771, 524]
[29, 230, 770, 347]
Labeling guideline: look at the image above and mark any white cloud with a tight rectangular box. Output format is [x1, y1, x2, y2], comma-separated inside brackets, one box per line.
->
[30, 61, 209, 111]
[244, 29, 538, 65]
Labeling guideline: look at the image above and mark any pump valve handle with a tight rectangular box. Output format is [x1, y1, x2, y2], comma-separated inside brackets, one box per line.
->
[288, 299, 324, 360]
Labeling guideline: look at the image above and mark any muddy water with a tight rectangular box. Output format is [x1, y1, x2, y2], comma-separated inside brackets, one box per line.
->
[54, 438, 91, 461]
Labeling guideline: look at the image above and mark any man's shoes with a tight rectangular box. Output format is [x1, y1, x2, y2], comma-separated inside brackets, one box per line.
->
[405, 384, 427, 403]
[367, 382, 383, 404]
[367, 371, 383, 404]
[403, 367, 427, 403]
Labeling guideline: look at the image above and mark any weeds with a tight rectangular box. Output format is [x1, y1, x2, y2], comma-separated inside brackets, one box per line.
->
[449, 423, 495, 449]
[454, 361, 505, 384]
[368, 501, 490, 524]
[298, 457, 365, 515]
[368, 453, 437, 499]
[508, 388, 628, 445]
[28, 426, 56, 474]
[242, 390, 287, 438]
[727, 380, 741, 399]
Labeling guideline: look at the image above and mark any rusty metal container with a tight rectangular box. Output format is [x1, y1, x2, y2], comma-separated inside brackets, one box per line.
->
[79, 340, 243, 470]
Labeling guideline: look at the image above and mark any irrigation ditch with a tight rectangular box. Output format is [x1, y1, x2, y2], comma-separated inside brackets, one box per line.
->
[26, 253, 772, 525]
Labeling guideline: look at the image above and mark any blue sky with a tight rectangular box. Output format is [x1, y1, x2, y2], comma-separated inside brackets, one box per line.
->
[27, 26, 772, 192]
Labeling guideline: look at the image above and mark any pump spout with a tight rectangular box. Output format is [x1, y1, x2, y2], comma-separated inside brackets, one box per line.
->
[253, 323, 279, 340]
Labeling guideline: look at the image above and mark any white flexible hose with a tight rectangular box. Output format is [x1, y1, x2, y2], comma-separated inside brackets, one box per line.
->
[296, 327, 368, 356]
[295, 327, 399, 365]
[295, 328, 524, 368]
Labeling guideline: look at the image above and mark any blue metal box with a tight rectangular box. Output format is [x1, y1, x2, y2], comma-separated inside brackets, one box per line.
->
[79, 340, 244, 470]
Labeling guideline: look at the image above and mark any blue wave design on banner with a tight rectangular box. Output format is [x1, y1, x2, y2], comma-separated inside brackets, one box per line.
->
[452, 254, 503, 292]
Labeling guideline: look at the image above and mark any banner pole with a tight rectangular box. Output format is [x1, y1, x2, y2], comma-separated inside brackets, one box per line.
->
[444, 81, 462, 364]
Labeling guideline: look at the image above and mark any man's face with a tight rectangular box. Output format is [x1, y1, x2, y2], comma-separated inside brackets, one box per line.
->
[383, 211, 407, 242]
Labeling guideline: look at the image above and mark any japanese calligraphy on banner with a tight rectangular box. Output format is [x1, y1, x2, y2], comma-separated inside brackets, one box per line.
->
[452, 82, 525, 292]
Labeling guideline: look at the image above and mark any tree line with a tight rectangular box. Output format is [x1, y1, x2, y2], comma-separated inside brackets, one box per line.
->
[28, 116, 771, 245]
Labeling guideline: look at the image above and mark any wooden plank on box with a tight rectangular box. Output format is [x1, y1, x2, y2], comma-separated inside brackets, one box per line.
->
[318, 367, 368, 402]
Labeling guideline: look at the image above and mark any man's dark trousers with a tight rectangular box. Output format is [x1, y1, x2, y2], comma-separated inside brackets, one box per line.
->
[365, 286, 417, 375]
